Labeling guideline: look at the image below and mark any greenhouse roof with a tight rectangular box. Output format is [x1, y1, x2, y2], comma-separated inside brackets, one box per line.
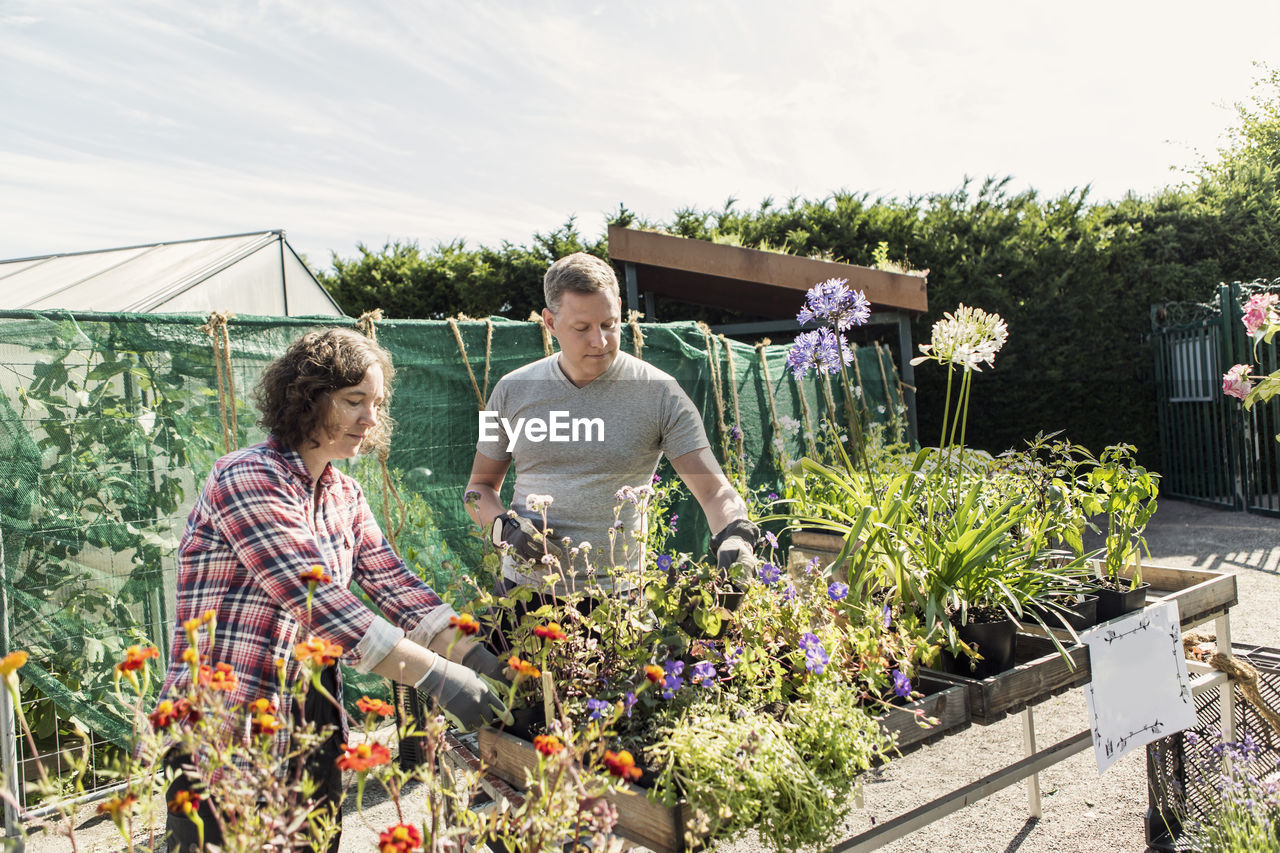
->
[0, 230, 344, 316]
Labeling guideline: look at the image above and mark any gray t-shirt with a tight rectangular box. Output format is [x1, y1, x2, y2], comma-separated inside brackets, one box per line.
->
[476, 351, 710, 592]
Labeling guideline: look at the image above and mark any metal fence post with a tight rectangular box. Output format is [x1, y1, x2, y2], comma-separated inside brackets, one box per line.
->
[0, 531, 23, 838]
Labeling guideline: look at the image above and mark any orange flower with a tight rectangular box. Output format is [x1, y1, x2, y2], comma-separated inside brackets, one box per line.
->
[96, 792, 138, 819]
[202, 609, 216, 624]
[533, 734, 563, 756]
[533, 622, 567, 641]
[643, 664, 664, 684]
[0, 651, 28, 677]
[449, 613, 481, 636]
[181, 648, 200, 667]
[508, 656, 541, 678]
[602, 749, 642, 782]
[252, 712, 283, 736]
[357, 696, 395, 717]
[198, 662, 237, 691]
[248, 697, 276, 715]
[115, 645, 159, 674]
[294, 637, 343, 667]
[168, 790, 201, 816]
[336, 741, 392, 772]
[182, 616, 203, 635]
[150, 698, 200, 730]
[378, 822, 423, 853]
[300, 565, 332, 585]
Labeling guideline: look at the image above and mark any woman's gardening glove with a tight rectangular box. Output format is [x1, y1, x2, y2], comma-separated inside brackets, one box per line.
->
[415, 654, 508, 731]
[711, 518, 761, 573]
[428, 631, 509, 684]
[492, 513, 564, 563]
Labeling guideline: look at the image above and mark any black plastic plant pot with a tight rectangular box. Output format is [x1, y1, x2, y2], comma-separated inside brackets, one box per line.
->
[1030, 594, 1100, 631]
[1094, 582, 1151, 622]
[939, 618, 1018, 678]
[716, 587, 746, 613]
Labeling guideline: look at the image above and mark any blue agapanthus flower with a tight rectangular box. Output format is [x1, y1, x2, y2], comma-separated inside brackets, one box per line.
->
[891, 669, 912, 698]
[828, 581, 849, 601]
[796, 278, 872, 331]
[758, 563, 782, 584]
[786, 327, 855, 379]
[586, 698, 610, 721]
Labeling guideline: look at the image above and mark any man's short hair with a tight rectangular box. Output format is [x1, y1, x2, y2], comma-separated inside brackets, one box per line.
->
[543, 253, 620, 314]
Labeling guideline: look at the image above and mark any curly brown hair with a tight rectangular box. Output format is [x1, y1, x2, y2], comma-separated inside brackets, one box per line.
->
[254, 328, 396, 456]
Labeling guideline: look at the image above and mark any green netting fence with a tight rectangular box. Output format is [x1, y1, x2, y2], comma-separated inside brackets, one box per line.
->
[0, 308, 905, 810]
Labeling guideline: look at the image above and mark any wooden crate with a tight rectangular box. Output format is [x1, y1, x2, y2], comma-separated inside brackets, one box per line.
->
[476, 679, 970, 853]
[1108, 560, 1238, 629]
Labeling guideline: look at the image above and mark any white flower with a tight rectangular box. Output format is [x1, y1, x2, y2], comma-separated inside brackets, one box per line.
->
[137, 408, 156, 433]
[525, 493, 554, 513]
[778, 415, 802, 434]
[75, 389, 90, 408]
[772, 436, 787, 453]
[911, 304, 1009, 372]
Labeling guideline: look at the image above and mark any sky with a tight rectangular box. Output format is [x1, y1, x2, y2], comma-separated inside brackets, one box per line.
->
[2, 0, 1279, 273]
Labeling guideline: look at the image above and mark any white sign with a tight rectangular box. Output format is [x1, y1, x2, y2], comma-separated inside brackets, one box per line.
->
[1081, 600, 1197, 774]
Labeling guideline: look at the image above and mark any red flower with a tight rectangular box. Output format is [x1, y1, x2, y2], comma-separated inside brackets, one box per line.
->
[643, 664, 664, 684]
[252, 712, 283, 737]
[533, 734, 564, 756]
[378, 822, 423, 853]
[150, 697, 200, 730]
[300, 565, 332, 585]
[533, 622, 567, 641]
[294, 637, 343, 667]
[96, 792, 138, 819]
[449, 613, 481, 636]
[168, 790, 201, 816]
[602, 749, 642, 782]
[197, 662, 237, 691]
[115, 645, 159, 674]
[336, 741, 392, 772]
[357, 696, 396, 717]
[508, 656, 540, 678]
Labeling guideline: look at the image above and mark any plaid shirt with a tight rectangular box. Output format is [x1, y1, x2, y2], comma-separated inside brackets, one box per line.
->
[157, 436, 456, 758]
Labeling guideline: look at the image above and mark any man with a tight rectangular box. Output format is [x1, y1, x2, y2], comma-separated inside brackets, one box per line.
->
[463, 252, 758, 601]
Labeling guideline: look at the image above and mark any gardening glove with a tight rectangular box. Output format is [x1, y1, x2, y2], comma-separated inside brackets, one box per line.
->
[492, 513, 564, 563]
[415, 652, 507, 731]
[711, 518, 761, 574]
[427, 629, 511, 685]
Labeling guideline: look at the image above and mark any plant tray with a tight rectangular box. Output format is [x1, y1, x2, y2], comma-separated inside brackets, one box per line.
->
[921, 564, 1238, 725]
[475, 679, 970, 853]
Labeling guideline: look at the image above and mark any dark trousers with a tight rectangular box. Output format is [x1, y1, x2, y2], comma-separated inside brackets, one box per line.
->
[166, 666, 344, 852]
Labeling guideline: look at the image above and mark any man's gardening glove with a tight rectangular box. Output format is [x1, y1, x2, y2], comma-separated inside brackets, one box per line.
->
[710, 518, 761, 574]
[415, 652, 508, 731]
[491, 513, 564, 563]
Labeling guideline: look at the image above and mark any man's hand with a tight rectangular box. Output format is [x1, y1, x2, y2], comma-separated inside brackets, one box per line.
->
[711, 518, 761, 574]
[494, 514, 564, 563]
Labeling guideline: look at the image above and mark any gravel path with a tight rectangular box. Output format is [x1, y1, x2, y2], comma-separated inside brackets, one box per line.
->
[19, 499, 1280, 852]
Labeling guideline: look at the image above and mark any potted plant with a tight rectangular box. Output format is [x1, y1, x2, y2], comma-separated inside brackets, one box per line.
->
[1080, 443, 1159, 620]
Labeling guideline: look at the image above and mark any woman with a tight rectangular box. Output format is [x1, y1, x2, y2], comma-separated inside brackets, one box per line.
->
[157, 328, 505, 852]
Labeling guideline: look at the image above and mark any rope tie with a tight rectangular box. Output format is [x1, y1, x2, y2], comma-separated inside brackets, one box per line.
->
[529, 312, 554, 357]
[628, 310, 646, 359]
[719, 334, 745, 464]
[697, 323, 729, 445]
[755, 340, 783, 452]
[1183, 630, 1280, 738]
[448, 316, 493, 409]
[198, 311, 238, 454]
[355, 308, 383, 342]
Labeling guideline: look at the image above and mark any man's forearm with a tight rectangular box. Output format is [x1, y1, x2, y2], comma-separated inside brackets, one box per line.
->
[464, 484, 507, 530]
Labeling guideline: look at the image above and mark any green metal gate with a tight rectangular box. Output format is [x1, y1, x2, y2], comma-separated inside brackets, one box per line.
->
[1153, 281, 1280, 517]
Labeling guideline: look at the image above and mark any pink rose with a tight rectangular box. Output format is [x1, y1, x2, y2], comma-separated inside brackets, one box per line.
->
[1242, 293, 1279, 336]
[1223, 364, 1254, 401]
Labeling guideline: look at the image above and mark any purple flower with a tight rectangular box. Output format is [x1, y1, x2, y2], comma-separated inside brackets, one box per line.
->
[786, 327, 855, 379]
[623, 691, 637, 718]
[882, 603, 892, 630]
[828, 581, 849, 602]
[724, 646, 743, 667]
[691, 661, 717, 685]
[796, 278, 872, 331]
[586, 698, 610, 721]
[662, 659, 685, 699]
[764, 531, 779, 550]
[729, 424, 742, 442]
[802, 635, 829, 674]
[805, 556, 821, 575]
[655, 554, 674, 571]
[767, 492, 778, 502]
[782, 584, 796, 603]
[892, 669, 912, 698]
[652, 473, 662, 484]
[758, 563, 781, 584]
